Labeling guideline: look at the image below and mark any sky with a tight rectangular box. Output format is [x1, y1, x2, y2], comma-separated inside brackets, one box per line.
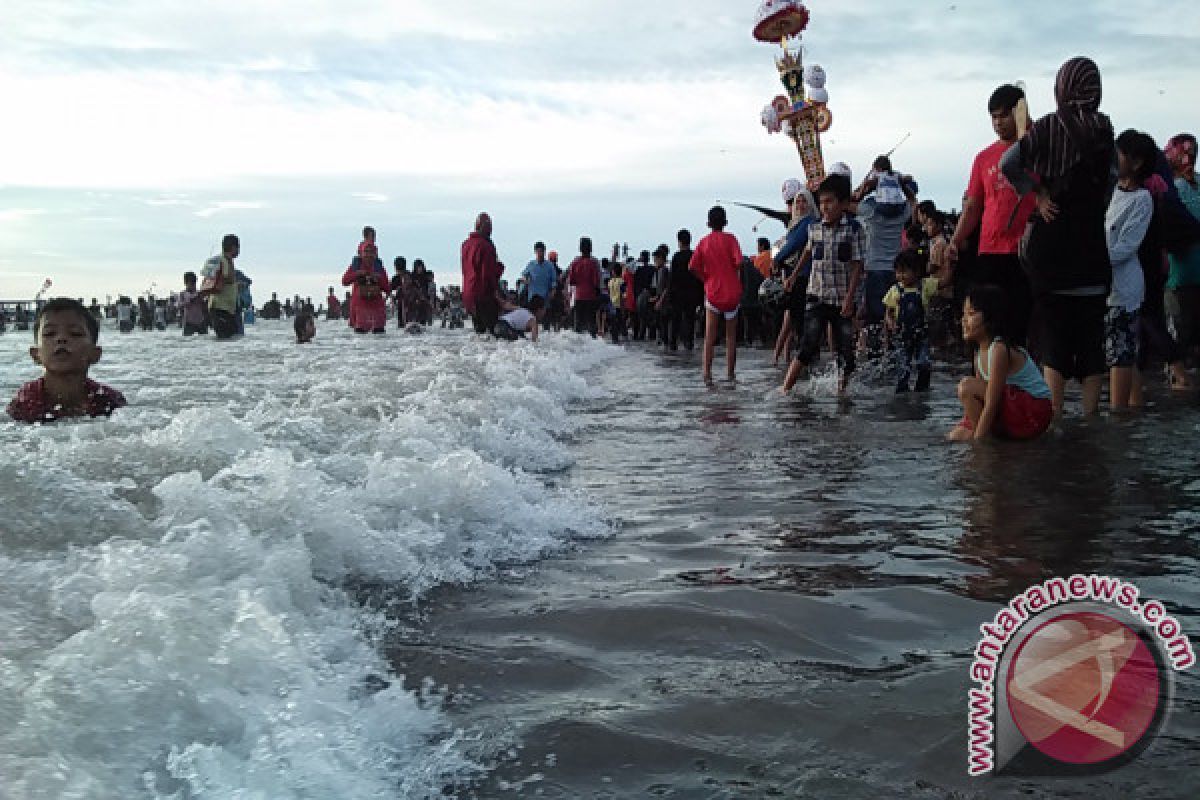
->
[0, 0, 1193, 305]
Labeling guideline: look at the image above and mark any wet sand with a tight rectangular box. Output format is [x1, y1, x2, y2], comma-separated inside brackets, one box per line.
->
[392, 343, 1200, 798]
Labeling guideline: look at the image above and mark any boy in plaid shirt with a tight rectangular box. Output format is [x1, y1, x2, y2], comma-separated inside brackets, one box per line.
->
[782, 174, 865, 394]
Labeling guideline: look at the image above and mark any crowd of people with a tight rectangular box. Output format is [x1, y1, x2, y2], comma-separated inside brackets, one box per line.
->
[7, 57, 1200, 444]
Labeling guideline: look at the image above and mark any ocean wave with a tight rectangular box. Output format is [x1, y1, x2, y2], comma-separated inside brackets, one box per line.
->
[0, 322, 615, 798]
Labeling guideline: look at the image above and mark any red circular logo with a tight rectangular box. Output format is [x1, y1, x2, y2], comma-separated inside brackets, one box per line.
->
[1006, 612, 1161, 765]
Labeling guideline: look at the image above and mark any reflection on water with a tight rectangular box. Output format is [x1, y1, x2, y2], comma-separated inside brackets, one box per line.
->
[415, 344, 1200, 798]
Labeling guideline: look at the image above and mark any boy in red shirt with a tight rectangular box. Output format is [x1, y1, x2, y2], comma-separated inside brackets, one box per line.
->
[690, 206, 744, 384]
[7, 297, 126, 423]
[947, 84, 1039, 345]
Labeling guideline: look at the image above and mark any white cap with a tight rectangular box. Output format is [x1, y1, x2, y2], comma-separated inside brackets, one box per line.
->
[781, 178, 804, 203]
[828, 161, 852, 184]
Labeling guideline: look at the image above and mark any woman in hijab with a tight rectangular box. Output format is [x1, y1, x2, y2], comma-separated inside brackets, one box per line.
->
[772, 179, 818, 366]
[1001, 56, 1116, 416]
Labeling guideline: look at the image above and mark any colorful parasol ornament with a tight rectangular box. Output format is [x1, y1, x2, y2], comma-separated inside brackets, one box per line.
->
[752, 0, 810, 42]
[753, 0, 831, 190]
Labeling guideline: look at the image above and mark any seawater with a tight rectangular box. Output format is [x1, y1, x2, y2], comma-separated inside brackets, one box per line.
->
[0, 320, 614, 799]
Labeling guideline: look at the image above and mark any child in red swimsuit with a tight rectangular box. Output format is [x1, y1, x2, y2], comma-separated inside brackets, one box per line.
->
[6, 298, 127, 424]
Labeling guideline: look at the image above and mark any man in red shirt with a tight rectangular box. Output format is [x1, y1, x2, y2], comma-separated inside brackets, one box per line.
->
[567, 237, 601, 337]
[690, 205, 744, 384]
[948, 84, 1038, 345]
[461, 212, 503, 334]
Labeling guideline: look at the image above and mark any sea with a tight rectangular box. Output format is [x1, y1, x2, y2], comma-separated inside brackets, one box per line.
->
[1, 318, 1198, 799]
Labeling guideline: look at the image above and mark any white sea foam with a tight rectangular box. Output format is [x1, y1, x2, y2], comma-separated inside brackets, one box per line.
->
[0, 320, 614, 798]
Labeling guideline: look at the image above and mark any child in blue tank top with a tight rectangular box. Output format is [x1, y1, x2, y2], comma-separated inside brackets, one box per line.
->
[948, 285, 1053, 442]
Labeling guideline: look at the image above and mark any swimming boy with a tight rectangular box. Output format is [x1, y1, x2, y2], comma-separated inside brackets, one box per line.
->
[494, 295, 546, 342]
[782, 174, 865, 394]
[7, 297, 127, 423]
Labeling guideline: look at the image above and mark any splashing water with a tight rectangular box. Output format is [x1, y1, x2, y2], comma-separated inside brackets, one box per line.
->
[0, 321, 615, 798]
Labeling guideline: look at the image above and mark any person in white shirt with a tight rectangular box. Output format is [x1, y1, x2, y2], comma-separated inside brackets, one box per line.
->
[494, 295, 545, 342]
[1105, 130, 1155, 410]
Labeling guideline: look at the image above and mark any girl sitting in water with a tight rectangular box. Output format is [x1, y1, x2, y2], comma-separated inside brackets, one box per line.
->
[948, 284, 1053, 442]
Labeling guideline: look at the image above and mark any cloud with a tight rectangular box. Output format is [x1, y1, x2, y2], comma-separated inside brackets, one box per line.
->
[0, 0, 1193, 305]
[194, 201, 266, 219]
[0, 209, 47, 223]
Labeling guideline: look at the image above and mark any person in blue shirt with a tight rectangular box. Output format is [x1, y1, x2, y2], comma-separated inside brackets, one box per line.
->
[521, 241, 558, 306]
[773, 181, 817, 366]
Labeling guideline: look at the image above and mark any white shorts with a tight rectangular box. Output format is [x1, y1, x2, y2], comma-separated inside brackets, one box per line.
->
[705, 299, 740, 320]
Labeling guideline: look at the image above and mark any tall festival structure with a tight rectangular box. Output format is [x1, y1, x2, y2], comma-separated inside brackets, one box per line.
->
[754, 1, 832, 189]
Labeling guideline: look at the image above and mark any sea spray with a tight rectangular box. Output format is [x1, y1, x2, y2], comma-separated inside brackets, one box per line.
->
[0, 322, 616, 798]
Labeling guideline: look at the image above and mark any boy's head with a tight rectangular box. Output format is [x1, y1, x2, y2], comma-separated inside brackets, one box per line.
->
[534, 241, 546, 258]
[394, 256, 407, 271]
[362, 226, 376, 242]
[816, 174, 852, 223]
[221, 234, 239, 257]
[757, 236, 771, 253]
[183, 271, 197, 288]
[707, 205, 728, 230]
[893, 248, 924, 288]
[653, 244, 670, 264]
[872, 155, 893, 175]
[1116, 129, 1158, 184]
[580, 236, 593, 256]
[1166, 133, 1197, 174]
[922, 209, 945, 235]
[988, 84, 1025, 142]
[916, 199, 937, 224]
[677, 228, 692, 248]
[30, 297, 102, 375]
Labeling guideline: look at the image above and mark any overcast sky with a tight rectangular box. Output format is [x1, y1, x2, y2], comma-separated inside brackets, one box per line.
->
[0, 0, 1192, 305]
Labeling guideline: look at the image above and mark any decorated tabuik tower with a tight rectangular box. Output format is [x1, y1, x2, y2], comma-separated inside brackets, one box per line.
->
[754, 0, 833, 190]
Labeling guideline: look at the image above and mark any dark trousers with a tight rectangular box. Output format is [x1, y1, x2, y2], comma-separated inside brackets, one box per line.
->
[211, 309, 238, 339]
[797, 299, 856, 374]
[472, 296, 499, 334]
[739, 306, 766, 346]
[574, 299, 598, 337]
[669, 304, 696, 350]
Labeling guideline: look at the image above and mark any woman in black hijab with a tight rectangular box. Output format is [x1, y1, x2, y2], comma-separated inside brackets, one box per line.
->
[1002, 56, 1116, 416]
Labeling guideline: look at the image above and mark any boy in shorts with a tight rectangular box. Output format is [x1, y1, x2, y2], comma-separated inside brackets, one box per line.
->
[7, 297, 127, 423]
[782, 174, 865, 394]
[884, 248, 944, 393]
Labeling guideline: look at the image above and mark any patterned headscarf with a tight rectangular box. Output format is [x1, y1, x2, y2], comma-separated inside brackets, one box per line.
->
[1024, 57, 1113, 179]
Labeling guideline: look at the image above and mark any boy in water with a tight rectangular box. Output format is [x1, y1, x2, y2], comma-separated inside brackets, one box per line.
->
[178, 272, 209, 335]
[7, 297, 127, 423]
[494, 295, 546, 342]
[884, 249, 943, 392]
[782, 174, 865, 394]
[294, 309, 316, 344]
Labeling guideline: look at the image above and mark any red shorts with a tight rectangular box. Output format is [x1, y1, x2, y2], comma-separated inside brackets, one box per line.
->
[960, 386, 1053, 440]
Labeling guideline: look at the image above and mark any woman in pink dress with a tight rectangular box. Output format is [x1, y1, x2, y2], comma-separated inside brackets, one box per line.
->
[342, 243, 390, 334]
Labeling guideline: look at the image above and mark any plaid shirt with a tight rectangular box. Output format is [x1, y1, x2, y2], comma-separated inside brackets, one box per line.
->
[806, 215, 865, 305]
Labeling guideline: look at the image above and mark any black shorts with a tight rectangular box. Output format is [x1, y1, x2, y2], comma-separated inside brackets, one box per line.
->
[211, 309, 239, 339]
[1037, 293, 1106, 380]
[183, 322, 208, 336]
[493, 320, 522, 341]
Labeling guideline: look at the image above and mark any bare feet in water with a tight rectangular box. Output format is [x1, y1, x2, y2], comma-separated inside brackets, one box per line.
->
[946, 426, 973, 442]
